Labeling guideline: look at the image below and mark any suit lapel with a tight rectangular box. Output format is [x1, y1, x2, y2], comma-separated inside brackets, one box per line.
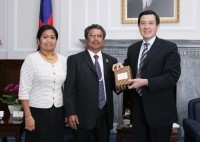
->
[141, 37, 160, 70]
[82, 50, 110, 79]
[102, 53, 109, 79]
[82, 50, 97, 75]
[133, 41, 142, 76]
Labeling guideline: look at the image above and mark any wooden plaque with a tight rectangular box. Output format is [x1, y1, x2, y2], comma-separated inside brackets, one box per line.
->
[114, 66, 132, 86]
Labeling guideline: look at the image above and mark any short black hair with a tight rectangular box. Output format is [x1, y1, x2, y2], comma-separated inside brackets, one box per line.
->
[84, 24, 106, 39]
[138, 10, 160, 25]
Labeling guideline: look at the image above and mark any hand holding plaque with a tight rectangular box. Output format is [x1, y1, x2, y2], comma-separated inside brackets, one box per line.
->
[114, 66, 133, 87]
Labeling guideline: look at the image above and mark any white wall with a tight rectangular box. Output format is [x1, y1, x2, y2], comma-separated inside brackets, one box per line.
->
[0, 0, 200, 59]
[0, 0, 7, 58]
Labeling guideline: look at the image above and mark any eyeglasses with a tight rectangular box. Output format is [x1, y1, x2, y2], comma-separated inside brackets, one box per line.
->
[89, 34, 103, 40]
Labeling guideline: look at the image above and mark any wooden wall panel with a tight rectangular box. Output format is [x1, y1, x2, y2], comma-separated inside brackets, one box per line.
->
[0, 60, 23, 92]
[0, 60, 24, 114]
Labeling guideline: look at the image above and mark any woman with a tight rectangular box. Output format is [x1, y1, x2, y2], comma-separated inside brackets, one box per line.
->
[18, 25, 67, 142]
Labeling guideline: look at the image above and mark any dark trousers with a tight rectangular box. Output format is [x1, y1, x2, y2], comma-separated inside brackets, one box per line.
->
[73, 106, 110, 142]
[132, 95, 172, 142]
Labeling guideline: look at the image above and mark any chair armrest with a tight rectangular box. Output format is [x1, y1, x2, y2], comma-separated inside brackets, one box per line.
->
[183, 118, 200, 141]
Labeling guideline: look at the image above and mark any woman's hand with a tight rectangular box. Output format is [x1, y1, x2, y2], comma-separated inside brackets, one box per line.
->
[25, 116, 35, 131]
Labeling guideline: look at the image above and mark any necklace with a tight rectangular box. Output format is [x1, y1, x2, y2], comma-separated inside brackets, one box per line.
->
[39, 51, 55, 60]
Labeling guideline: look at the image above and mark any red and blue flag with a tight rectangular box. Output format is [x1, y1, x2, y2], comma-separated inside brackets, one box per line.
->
[39, 0, 53, 28]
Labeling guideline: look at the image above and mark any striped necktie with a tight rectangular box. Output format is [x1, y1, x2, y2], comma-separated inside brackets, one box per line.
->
[136, 43, 149, 95]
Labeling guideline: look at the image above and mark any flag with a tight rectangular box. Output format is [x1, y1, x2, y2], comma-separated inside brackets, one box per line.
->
[39, 0, 53, 28]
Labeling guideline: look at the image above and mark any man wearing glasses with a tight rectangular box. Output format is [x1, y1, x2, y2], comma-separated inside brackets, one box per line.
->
[64, 24, 118, 142]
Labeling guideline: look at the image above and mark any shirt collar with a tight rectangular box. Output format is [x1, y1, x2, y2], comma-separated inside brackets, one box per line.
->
[87, 49, 103, 60]
[143, 36, 156, 47]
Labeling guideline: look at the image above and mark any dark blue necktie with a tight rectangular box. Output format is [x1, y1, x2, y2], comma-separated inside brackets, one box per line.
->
[136, 43, 149, 96]
[94, 55, 106, 109]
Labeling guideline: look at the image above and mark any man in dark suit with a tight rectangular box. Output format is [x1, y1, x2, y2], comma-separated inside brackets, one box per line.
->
[128, 0, 174, 18]
[113, 10, 181, 142]
[64, 24, 118, 142]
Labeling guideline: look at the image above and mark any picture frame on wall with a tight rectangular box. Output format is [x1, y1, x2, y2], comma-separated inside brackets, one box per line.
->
[121, 0, 179, 24]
